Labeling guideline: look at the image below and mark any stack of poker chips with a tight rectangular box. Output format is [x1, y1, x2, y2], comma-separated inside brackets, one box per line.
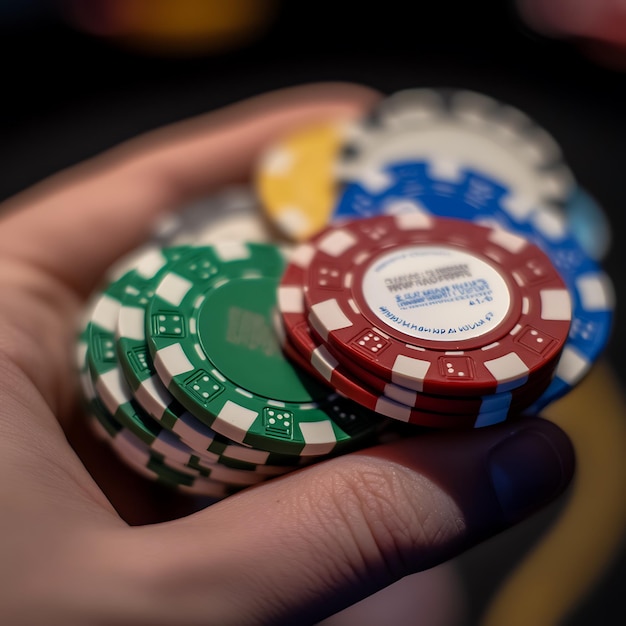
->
[256, 87, 615, 417]
[76, 228, 391, 499]
[275, 213, 572, 428]
[75, 88, 615, 500]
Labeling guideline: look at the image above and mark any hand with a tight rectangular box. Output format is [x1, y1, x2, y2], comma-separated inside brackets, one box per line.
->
[0, 82, 575, 626]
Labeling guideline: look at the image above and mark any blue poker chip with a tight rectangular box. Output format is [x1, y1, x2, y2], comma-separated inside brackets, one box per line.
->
[564, 186, 611, 261]
[333, 160, 615, 413]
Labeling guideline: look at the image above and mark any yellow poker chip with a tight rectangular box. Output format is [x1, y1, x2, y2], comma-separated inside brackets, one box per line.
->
[255, 119, 348, 242]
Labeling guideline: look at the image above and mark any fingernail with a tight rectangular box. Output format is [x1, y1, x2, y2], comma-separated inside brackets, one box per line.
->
[488, 422, 575, 523]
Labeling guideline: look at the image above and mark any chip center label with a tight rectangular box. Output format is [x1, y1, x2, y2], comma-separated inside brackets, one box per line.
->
[361, 245, 511, 342]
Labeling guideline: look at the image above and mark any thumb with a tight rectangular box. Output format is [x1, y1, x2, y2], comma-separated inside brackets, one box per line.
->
[134, 416, 575, 625]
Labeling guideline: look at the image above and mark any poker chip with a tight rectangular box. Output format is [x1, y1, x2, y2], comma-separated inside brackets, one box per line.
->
[83, 260, 303, 491]
[565, 186, 611, 261]
[81, 321, 297, 493]
[275, 309, 554, 428]
[333, 161, 614, 410]
[145, 241, 386, 456]
[87, 398, 239, 499]
[336, 88, 575, 212]
[255, 120, 348, 241]
[151, 184, 279, 246]
[278, 247, 554, 409]
[300, 213, 572, 396]
[114, 244, 308, 470]
[274, 303, 555, 423]
[107, 409, 273, 488]
[85, 281, 172, 447]
[79, 325, 232, 496]
[112, 247, 256, 443]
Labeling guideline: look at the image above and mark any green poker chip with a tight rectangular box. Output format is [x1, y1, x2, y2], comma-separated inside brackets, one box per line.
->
[79, 256, 305, 485]
[145, 241, 384, 456]
[84, 271, 170, 447]
[113, 245, 233, 444]
[83, 353, 267, 492]
[83, 263, 227, 464]
[87, 395, 238, 498]
[115, 244, 306, 469]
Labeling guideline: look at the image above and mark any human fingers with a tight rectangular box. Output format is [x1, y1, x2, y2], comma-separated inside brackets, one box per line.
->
[0, 82, 381, 522]
[111, 417, 575, 626]
[0, 82, 381, 297]
[0, 82, 381, 419]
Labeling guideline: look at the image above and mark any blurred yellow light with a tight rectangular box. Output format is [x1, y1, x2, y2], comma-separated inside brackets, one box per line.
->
[62, 0, 281, 56]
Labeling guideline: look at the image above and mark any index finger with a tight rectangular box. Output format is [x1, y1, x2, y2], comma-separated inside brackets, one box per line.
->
[0, 82, 381, 294]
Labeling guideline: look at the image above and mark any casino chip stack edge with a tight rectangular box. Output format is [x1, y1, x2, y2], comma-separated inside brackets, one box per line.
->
[75, 88, 615, 502]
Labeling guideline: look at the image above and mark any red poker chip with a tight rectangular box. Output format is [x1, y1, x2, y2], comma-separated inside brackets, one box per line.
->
[277, 254, 317, 359]
[301, 214, 571, 396]
[275, 301, 555, 426]
[275, 259, 555, 413]
[276, 312, 529, 428]
[306, 316, 556, 412]
[277, 228, 558, 415]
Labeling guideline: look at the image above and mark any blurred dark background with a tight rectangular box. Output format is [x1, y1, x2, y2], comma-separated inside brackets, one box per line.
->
[0, 1, 624, 624]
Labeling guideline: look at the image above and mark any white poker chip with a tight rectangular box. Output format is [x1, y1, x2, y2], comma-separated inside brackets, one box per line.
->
[151, 185, 280, 246]
[336, 88, 576, 214]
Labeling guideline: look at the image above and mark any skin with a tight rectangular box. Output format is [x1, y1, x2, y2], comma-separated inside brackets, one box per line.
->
[0, 82, 575, 626]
